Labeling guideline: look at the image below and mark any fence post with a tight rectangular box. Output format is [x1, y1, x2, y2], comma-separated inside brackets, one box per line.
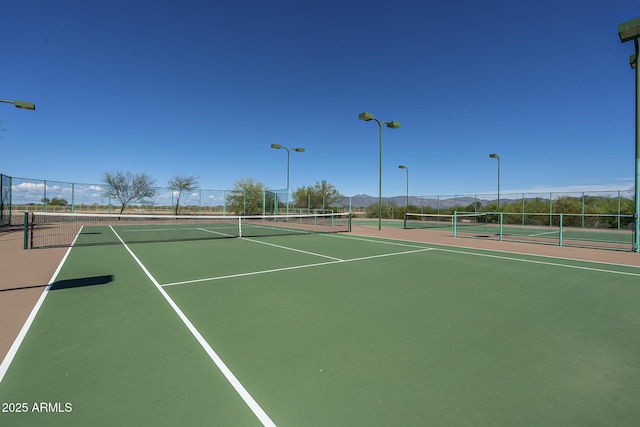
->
[618, 191, 621, 230]
[222, 190, 227, 217]
[581, 192, 585, 228]
[453, 211, 457, 237]
[559, 214, 563, 246]
[43, 180, 47, 213]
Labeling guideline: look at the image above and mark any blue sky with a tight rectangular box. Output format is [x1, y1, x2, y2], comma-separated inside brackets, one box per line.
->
[1, 0, 638, 199]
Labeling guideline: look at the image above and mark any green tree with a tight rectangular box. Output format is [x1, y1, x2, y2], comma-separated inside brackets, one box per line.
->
[293, 180, 342, 212]
[40, 197, 70, 206]
[103, 171, 157, 214]
[395, 204, 421, 219]
[553, 196, 582, 214]
[168, 175, 199, 215]
[365, 200, 398, 219]
[49, 197, 68, 206]
[226, 178, 266, 215]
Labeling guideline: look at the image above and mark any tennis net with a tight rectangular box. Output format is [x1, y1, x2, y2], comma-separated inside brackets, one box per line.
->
[25, 212, 352, 249]
[403, 212, 488, 230]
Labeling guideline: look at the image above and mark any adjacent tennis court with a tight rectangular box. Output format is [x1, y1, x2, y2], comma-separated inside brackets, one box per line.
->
[2, 215, 640, 426]
[404, 212, 635, 251]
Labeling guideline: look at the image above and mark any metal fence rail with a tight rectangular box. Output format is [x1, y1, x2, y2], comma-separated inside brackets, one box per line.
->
[453, 212, 635, 251]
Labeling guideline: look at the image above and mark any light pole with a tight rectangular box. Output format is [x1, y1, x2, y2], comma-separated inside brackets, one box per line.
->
[270, 144, 305, 215]
[358, 112, 401, 230]
[618, 17, 640, 253]
[398, 165, 409, 209]
[0, 99, 35, 110]
[489, 153, 500, 211]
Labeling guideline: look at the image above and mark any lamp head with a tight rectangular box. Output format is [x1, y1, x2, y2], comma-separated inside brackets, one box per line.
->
[270, 144, 282, 149]
[294, 148, 305, 152]
[398, 165, 407, 169]
[358, 112, 375, 121]
[1, 100, 35, 110]
[386, 121, 401, 129]
[489, 153, 499, 159]
[13, 100, 36, 110]
[618, 17, 640, 43]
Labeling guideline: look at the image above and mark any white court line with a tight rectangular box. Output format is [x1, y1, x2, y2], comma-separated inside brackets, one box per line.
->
[161, 248, 433, 287]
[320, 232, 432, 249]
[327, 233, 640, 277]
[242, 237, 343, 261]
[528, 230, 559, 237]
[0, 226, 84, 384]
[198, 227, 235, 237]
[0, 246, 73, 384]
[108, 226, 277, 427]
[120, 227, 236, 236]
[434, 246, 640, 277]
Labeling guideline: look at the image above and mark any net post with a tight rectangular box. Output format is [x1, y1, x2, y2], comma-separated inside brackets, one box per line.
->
[23, 211, 28, 250]
[403, 213, 407, 229]
[238, 216, 242, 238]
[499, 212, 503, 241]
[559, 214, 563, 246]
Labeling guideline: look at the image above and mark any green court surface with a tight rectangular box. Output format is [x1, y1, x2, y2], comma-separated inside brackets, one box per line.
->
[2, 230, 640, 426]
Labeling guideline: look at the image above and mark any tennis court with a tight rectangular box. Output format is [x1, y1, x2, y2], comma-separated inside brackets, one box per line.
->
[2, 214, 640, 426]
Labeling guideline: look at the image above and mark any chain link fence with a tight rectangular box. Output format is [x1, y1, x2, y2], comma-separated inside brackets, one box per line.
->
[2, 173, 636, 246]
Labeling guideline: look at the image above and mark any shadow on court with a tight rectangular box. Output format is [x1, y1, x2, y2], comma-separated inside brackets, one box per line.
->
[50, 275, 114, 290]
[0, 225, 24, 234]
[0, 275, 114, 292]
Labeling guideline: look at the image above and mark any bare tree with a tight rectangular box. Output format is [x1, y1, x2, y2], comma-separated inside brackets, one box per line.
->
[168, 175, 199, 215]
[103, 171, 156, 214]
